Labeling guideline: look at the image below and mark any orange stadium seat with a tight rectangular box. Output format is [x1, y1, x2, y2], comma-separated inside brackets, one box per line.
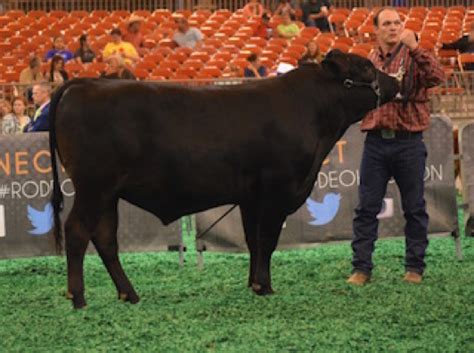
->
[168, 52, 188, 64]
[332, 42, 351, 53]
[189, 51, 210, 62]
[182, 59, 204, 71]
[49, 10, 68, 19]
[90, 10, 109, 18]
[78, 70, 99, 78]
[278, 56, 298, 66]
[291, 36, 311, 46]
[175, 47, 192, 57]
[207, 59, 227, 70]
[27, 10, 47, 20]
[197, 66, 221, 78]
[152, 67, 173, 79]
[136, 60, 157, 72]
[213, 52, 233, 62]
[146, 52, 165, 64]
[132, 10, 151, 18]
[158, 38, 177, 49]
[6, 10, 25, 20]
[261, 50, 279, 61]
[134, 68, 149, 80]
[200, 45, 218, 55]
[174, 67, 197, 79]
[154, 47, 173, 58]
[160, 59, 181, 71]
[349, 47, 370, 58]
[69, 10, 89, 19]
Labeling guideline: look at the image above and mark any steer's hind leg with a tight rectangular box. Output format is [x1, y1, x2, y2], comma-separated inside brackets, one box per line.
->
[91, 199, 139, 304]
[240, 201, 258, 288]
[65, 195, 93, 309]
[252, 202, 286, 295]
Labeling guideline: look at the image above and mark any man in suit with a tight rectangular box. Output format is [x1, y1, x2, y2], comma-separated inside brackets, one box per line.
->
[24, 82, 51, 132]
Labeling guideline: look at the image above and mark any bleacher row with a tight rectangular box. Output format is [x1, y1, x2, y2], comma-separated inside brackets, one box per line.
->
[0, 5, 473, 83]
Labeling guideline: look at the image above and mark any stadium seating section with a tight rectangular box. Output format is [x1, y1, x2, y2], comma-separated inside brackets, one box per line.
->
[0, 5, 473, 82]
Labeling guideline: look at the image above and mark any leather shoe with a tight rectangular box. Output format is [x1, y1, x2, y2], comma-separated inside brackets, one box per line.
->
[346, 271, 370, 285]
[403, 271, 423, 284]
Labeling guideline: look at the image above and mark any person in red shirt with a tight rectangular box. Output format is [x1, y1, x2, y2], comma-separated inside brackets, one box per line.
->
[254, 13, 272, 39]
[347, 7, 445, 286]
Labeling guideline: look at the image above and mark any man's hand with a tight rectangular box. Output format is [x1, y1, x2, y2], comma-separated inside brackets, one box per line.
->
[400, 29, 419, 51]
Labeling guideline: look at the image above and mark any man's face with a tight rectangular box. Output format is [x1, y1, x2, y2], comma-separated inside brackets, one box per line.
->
[375, 9, 403, 47]
[32, 86, 48, 105]
[54, 37, 65, 50]
[177, 19, 188, 32]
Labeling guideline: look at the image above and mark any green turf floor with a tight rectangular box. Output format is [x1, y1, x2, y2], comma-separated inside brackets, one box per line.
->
[1, 209, 473, 352]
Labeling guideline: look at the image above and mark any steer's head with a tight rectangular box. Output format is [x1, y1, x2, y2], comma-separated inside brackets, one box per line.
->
[321, 50, 399, 121]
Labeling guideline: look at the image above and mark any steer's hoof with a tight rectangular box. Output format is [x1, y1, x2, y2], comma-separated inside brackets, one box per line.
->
[72, 297, 87, 309]
[119, 292, 140, 304]
[251, 283, 275, 296]
[66, 291, 87, 309]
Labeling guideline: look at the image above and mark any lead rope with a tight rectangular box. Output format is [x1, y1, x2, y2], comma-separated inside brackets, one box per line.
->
[195, 205, 238, 240]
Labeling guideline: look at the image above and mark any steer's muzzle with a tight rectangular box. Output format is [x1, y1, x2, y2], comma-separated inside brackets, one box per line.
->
[376, 69, 401, 105]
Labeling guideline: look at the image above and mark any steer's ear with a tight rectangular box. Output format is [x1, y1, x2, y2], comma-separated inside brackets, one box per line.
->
[321, 49, 346, 78]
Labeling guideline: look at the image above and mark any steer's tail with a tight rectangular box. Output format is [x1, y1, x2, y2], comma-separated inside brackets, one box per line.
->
[49, 79, 81, 254]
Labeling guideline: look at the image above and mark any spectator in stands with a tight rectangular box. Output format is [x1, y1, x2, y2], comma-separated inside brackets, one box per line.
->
[274, 0, 296, 20]
[123, 15, 147, 56]
[2, 97, 30, 135]
[302, 0, 331, 32]
[298, 41, 323, 64]
[244, 53, 267, 78]
[173, 17, 203, 49]
[24, 82, 51, 132]
[254, 13, 273, 39]
[45, 55, 69, 84]
[243, 0, 265, 19]
[100, 55, 136, 80]
[0, 100, 12, 123]
[441, 22, 474, 70]
[276, 14, 300, 39]
[45, 36, 74, 62]
[19, 56, 44, 84]
[74, 35, 96, 64]
[347, 7, 445, 286]
[103, 28, 139, 66]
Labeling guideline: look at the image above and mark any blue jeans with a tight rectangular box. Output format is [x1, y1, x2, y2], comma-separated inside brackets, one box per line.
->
[351, 132, 429, 275]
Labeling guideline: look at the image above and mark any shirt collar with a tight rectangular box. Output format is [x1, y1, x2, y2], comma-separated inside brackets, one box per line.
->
[38, 100, 50, 112]
[377, 44, 401, 60]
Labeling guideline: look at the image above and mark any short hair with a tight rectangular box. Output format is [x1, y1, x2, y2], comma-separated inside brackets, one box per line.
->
[110, 28, 122, 36]
[29, 56, 41, 69]
[34, 82, 52, 95]
[373, 7, 398, 27]
[247, 53, 258, 62]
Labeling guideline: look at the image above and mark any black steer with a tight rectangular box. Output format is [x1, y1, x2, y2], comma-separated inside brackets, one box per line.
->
[49, 50, 399, 308]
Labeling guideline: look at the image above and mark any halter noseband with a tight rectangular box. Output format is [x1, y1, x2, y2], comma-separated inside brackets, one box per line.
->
[343, 71, 381, 108]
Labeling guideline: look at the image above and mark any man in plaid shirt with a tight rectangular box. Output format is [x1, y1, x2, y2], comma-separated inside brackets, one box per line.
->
[347, 7, 445, 285]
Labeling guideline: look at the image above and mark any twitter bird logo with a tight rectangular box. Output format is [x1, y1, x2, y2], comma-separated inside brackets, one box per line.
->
[306, 193, 341, 226]
[27, 202, 53, 235]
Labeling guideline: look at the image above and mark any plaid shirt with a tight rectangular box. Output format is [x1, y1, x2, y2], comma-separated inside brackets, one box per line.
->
[361, 45, 445, 132]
